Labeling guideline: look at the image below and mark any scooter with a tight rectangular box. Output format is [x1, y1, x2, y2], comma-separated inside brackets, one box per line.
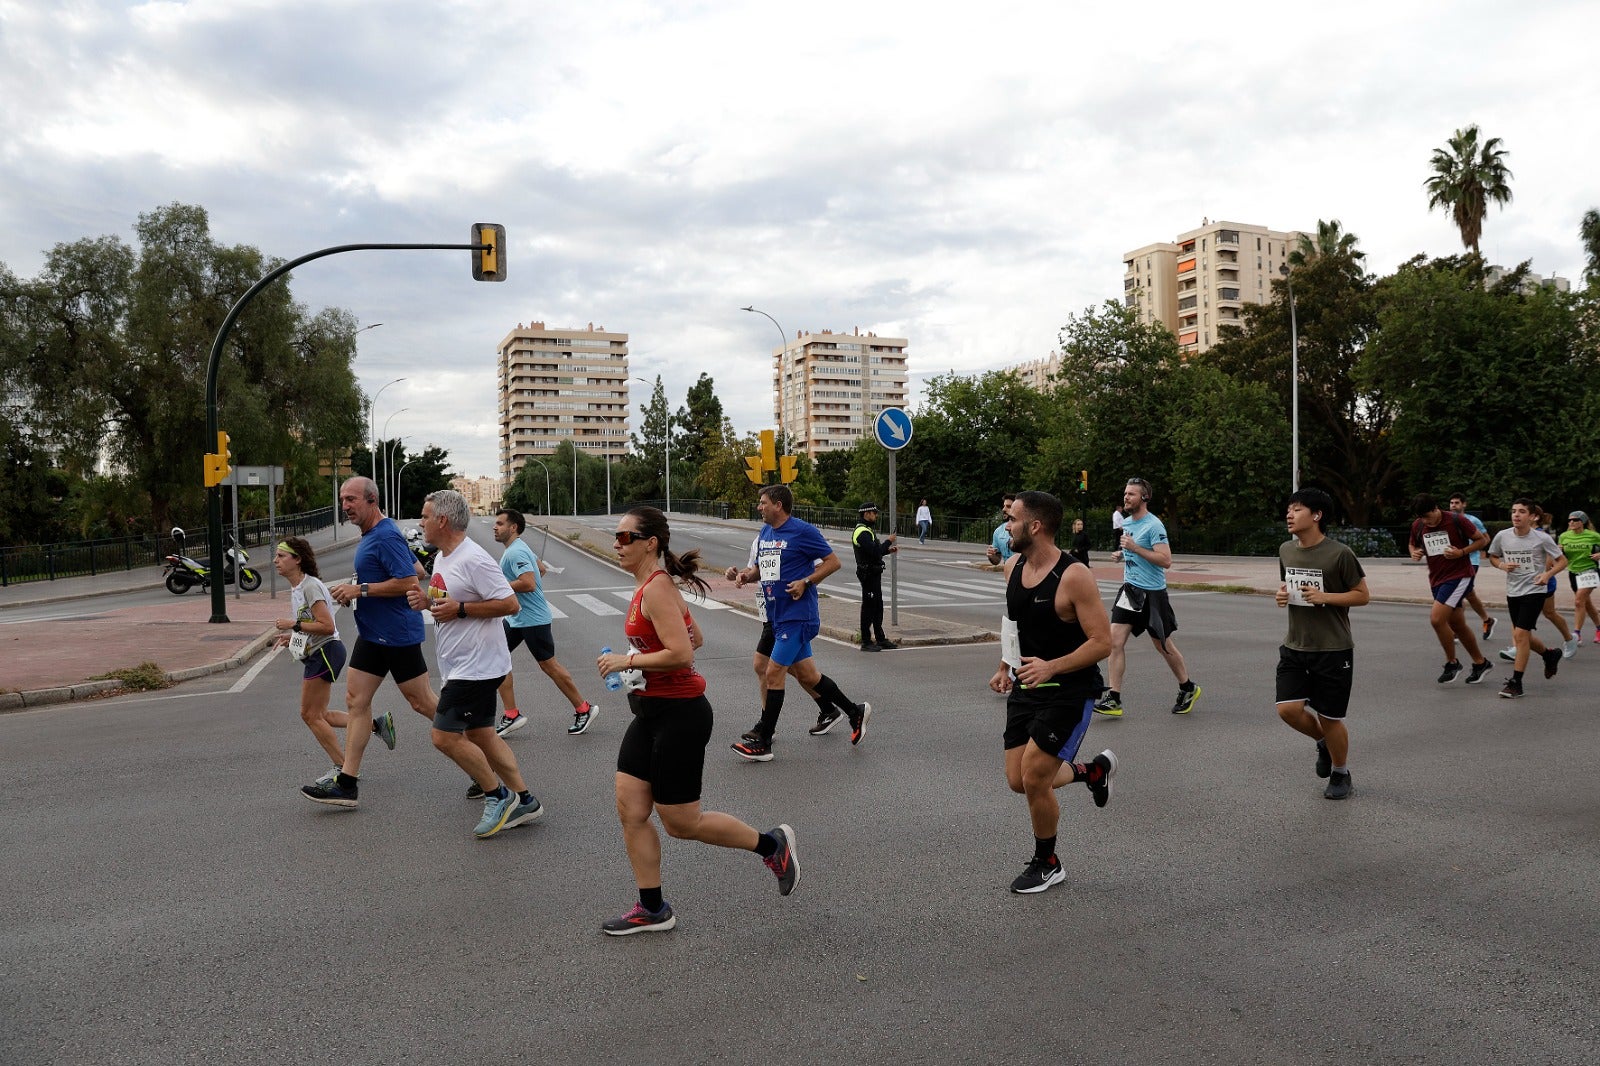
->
[163, 528, 262, 594]
[408, 527, 438, 576]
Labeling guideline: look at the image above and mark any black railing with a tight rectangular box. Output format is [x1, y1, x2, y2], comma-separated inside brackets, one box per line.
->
[0, 507, 336, 587]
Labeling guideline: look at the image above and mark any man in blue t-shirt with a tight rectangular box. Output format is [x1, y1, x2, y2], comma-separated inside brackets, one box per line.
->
[986, 493, 1016, 566]
[1448, 492, 1496, 641]
[302, 476, 432, 808]
[492, 508, 597, 738]
[731, 484, 871, 762]
[1093, 477, 1201, 718]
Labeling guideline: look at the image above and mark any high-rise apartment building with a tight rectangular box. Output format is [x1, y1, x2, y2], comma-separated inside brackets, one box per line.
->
[1006, 352, 1062, 392]
[1123, 220, 1305, 356]
[498, 322, 631, 483]
[770, 328, 910, 459]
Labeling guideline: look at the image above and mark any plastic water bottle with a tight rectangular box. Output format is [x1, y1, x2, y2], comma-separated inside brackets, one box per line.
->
[601, 647, 624, 692]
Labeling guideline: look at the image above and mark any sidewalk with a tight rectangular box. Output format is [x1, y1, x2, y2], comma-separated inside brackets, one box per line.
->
[0, 515, 1564, 710]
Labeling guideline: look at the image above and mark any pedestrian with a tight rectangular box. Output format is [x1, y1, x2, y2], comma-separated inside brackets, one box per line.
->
[731, 484, 871, 761]
[272, 536, 390, 785]
[300, 476, 423, 809]
[1406, 493, 1494, 685]
[985, 494, 1015, 566]
[1094, 477, 1202, 717]
[1558, 510, 1600, 643]
[1111, 505, 1125, 541]
[1273, 489, 1370, 801]
[491, 508, 598, 738]
[405, 490, 544, 838]
[1447, 492, 1496, 640]
[988, 490, 1116, 894]
[915, 498, 932, 544]
[1069, 518, 1091, 568]
[598, 506, 798, 935]
[1485, 499, 1567, 699]
[852, 502, 898, 651]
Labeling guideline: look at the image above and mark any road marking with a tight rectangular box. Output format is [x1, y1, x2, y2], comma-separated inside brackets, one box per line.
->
[230, 644, 282, 693]
[567, 594, 623, 616]
[605, 589, 730, 611]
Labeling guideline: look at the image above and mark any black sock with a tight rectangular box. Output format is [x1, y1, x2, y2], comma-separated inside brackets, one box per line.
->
[336, 772, 358, 789]
[518, 791, 534, 807]
[1180, 679, 1195, 692]
[1033, 835, 1056, 863]
[1108, 690, 1121, 702]
[639, 886, 664, 913]
[813, 674, 853, 714]
[1077, 761, 1103, 786]
[810, 691, 834, 715]
[1512, 670, 1524, 682]
[488, 784, 509, 800]
[754, 832, 778, 858]
[757, 688, 786, 739]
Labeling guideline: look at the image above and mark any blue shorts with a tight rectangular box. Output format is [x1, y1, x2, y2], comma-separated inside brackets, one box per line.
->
[1430, 577, 1475, 608]
[768, 619, 821, 668]
[303, 640, 347, 683]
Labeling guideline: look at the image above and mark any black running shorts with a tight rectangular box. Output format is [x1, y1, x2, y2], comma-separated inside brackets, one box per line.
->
[349, 638, 429, 684]
[616, 693, 714, 806]
[505, 622, 557, 662]
[1275, 646, 1354, 720]
[433, 676, 505, 733]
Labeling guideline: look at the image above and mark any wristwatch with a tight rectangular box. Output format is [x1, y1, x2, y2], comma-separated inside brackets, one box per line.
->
[457, 602, 467, 619]
[292, 622, 303, 633]
[359, 582, 370, 597]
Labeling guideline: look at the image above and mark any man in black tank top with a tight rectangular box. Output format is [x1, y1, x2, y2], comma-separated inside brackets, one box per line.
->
[988, 491, 1119, 895]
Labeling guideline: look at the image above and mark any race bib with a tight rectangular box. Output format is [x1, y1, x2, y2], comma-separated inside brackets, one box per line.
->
[1422, 531, 1451, 557]
[1504, 549, 1537, 573]
[1000, 616, 1021, 669]
[755, 595, 767, 622]
[1578, 571, 1600, 590]
[1284, 567, 1325, 607]
[288, 631, 310, 660]
[758, 549, 782, 583]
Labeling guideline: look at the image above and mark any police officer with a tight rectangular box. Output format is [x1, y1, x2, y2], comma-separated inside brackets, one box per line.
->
[853, 503, 898, 651]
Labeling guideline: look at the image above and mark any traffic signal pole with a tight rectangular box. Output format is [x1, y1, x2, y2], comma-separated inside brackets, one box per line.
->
[203, 234, 500, 623]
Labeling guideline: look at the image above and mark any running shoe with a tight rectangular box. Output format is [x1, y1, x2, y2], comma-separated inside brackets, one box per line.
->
[505, 796, 544, 828]
[314, 766, 340, 786]
[301, 777, 358, 808]
[1593, 631, 1600, 645]
[1543, 648, 1562, 679]
[474, 790, 520, 839]
[731, 738, 774, 762]
[1436, 661, 1464, 684]
[567, 701, 597, 736]
[1323, 770, 1354, 801]
[1092, 693, 1123, 717]
[374, 711, 397, 751]
[874, 640, 899, 650]
[1315, 740, 1332, 780]
[601, 902, 676, 936]
[466, 781, 485, 800]
[764, 824, 800, 896]
[739, 724, 763, 744]
[1171, 684, 1202, 715]
[1497, 647, 1516, 662]
[848, 702, 872, 745]
[860, 642, 880, 653]
[808, 708, 842, 736]
[1009, 856, 1066, 894]
[1562, 637, 1579, 660]
[1499, 677, 1524, 699]
[496, 713, 528, 738]
[1088, 750, 1117, 809]
[1482, 616, 1496, 640]
[1465, 660, 1494, 685]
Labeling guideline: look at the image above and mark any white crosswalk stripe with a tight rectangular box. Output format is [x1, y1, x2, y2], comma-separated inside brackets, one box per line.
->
[567, 594, 623, 616]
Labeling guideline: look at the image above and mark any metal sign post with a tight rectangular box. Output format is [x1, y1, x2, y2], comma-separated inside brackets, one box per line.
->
[873, 408, 914, 626]
[230, 466, 285, 598]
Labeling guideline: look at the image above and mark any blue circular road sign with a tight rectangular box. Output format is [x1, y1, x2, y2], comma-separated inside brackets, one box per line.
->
[874, 407, 914, 451]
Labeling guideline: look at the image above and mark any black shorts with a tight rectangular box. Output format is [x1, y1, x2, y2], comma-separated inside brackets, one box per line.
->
[349, 638, 429, 684]
[1507, 593, 1547, 632]
[616, 693, 715, 806]
[1003, 688, 1096, 761]
[755, 621, 775, 659]
[1275, 646, 1354, 720]
[302, 640, 347, 683]
[505, 622, 556, 662]
[1110, 584, 1179, 642]
[433, 676, 505, 733]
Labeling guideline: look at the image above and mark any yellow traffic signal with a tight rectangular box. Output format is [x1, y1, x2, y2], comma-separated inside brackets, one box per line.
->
[745, 456, 764, 484]
[1079, 469, 1088, 492]
[779, 455, 798, 484]
[759, 429, 776, 471]
[471, 223, 506, 282]
[204, 430, 232, 487]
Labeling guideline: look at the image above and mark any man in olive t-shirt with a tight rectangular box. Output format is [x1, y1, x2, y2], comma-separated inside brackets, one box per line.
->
[1274, 489, 1371, 801]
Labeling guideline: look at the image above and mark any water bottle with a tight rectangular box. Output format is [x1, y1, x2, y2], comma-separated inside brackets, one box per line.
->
[601, 646, 624, 692]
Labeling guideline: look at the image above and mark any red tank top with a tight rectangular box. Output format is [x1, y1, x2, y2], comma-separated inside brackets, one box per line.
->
[624, 570, 706, 698]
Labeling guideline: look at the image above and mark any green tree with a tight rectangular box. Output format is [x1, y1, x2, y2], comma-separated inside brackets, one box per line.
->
[814, 448, 853, 504]
[1289, 219, 1365, 274]
[1424, 125, 1514, 254]
[675, 373, 724, 471]
[1581, 208, 1600, 285]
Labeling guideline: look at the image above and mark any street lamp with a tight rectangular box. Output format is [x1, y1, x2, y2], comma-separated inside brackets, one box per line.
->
[634, 377, 670, 513]
[370, 376, 405, 510]
[528, 457, 551, 516]
[1278, 265, 1299, 492]
[380, 409, 409, 513]
[742, 305, 787, 445]
[387, 434, 413, 517]
[395, 456, 419, 515]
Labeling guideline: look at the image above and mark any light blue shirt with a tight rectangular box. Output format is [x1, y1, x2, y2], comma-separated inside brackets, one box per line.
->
[1120, 512, 1170, 591]
[1461, 512, 1487, 568]
[499, 538, 552, 627]
[990, 522, 1012, 562]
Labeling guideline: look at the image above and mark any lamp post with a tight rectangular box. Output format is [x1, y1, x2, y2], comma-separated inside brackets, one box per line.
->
[387, 435, 413, 517]
[370, 376, 405, 509]
[634, 377, 670, 512]
[742, 305, 787, 446]
[528, 457, 551, 516]
[380, 409, 409, 513]
[1278, 265, 1299, 492]
[395, 457, 419, 515]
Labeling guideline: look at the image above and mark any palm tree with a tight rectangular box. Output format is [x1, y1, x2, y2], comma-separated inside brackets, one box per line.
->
[1288, 218, 1366, 269]
[1582, 208, 1600, 284]
[1423, 125, 1513, 254]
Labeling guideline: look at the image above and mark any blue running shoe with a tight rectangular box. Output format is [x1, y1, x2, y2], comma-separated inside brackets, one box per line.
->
[474, 790, 519, 839]
[375, 711, 397, 751]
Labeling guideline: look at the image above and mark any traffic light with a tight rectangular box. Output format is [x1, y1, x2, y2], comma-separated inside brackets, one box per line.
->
[745, 456, 764, 484]
[204, 430, 232, 487]
[779, 455, 798, 484]
[1079, 470, 1088, 492]
[471, 223, 506, 282]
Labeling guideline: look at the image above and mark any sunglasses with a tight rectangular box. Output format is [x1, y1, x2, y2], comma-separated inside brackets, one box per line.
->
[614, 530, 647, 545]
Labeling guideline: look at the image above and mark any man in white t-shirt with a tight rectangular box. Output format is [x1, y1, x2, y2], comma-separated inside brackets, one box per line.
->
[407, 490, 544, 840]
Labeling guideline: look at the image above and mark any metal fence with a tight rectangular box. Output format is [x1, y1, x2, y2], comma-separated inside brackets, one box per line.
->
[0, 507, 337, 587]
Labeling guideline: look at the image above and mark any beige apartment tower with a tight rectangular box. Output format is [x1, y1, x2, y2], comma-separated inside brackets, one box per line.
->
[769, 328, 910, 459]
[498, 322, 631, 483]
[1123, 220, 1304, 356]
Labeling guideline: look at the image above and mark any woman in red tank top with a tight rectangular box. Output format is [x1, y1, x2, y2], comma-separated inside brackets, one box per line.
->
[593, 507, 800, 936]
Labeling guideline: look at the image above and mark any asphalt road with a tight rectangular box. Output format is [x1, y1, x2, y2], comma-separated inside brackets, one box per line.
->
[3, 518, 1598, 1065]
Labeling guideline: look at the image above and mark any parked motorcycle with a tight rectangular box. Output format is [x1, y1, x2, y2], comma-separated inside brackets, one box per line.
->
[163, 528, 262, 594]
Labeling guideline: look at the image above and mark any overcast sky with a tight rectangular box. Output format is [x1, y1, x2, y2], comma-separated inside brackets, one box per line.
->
[3, 1, 1593, 478]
